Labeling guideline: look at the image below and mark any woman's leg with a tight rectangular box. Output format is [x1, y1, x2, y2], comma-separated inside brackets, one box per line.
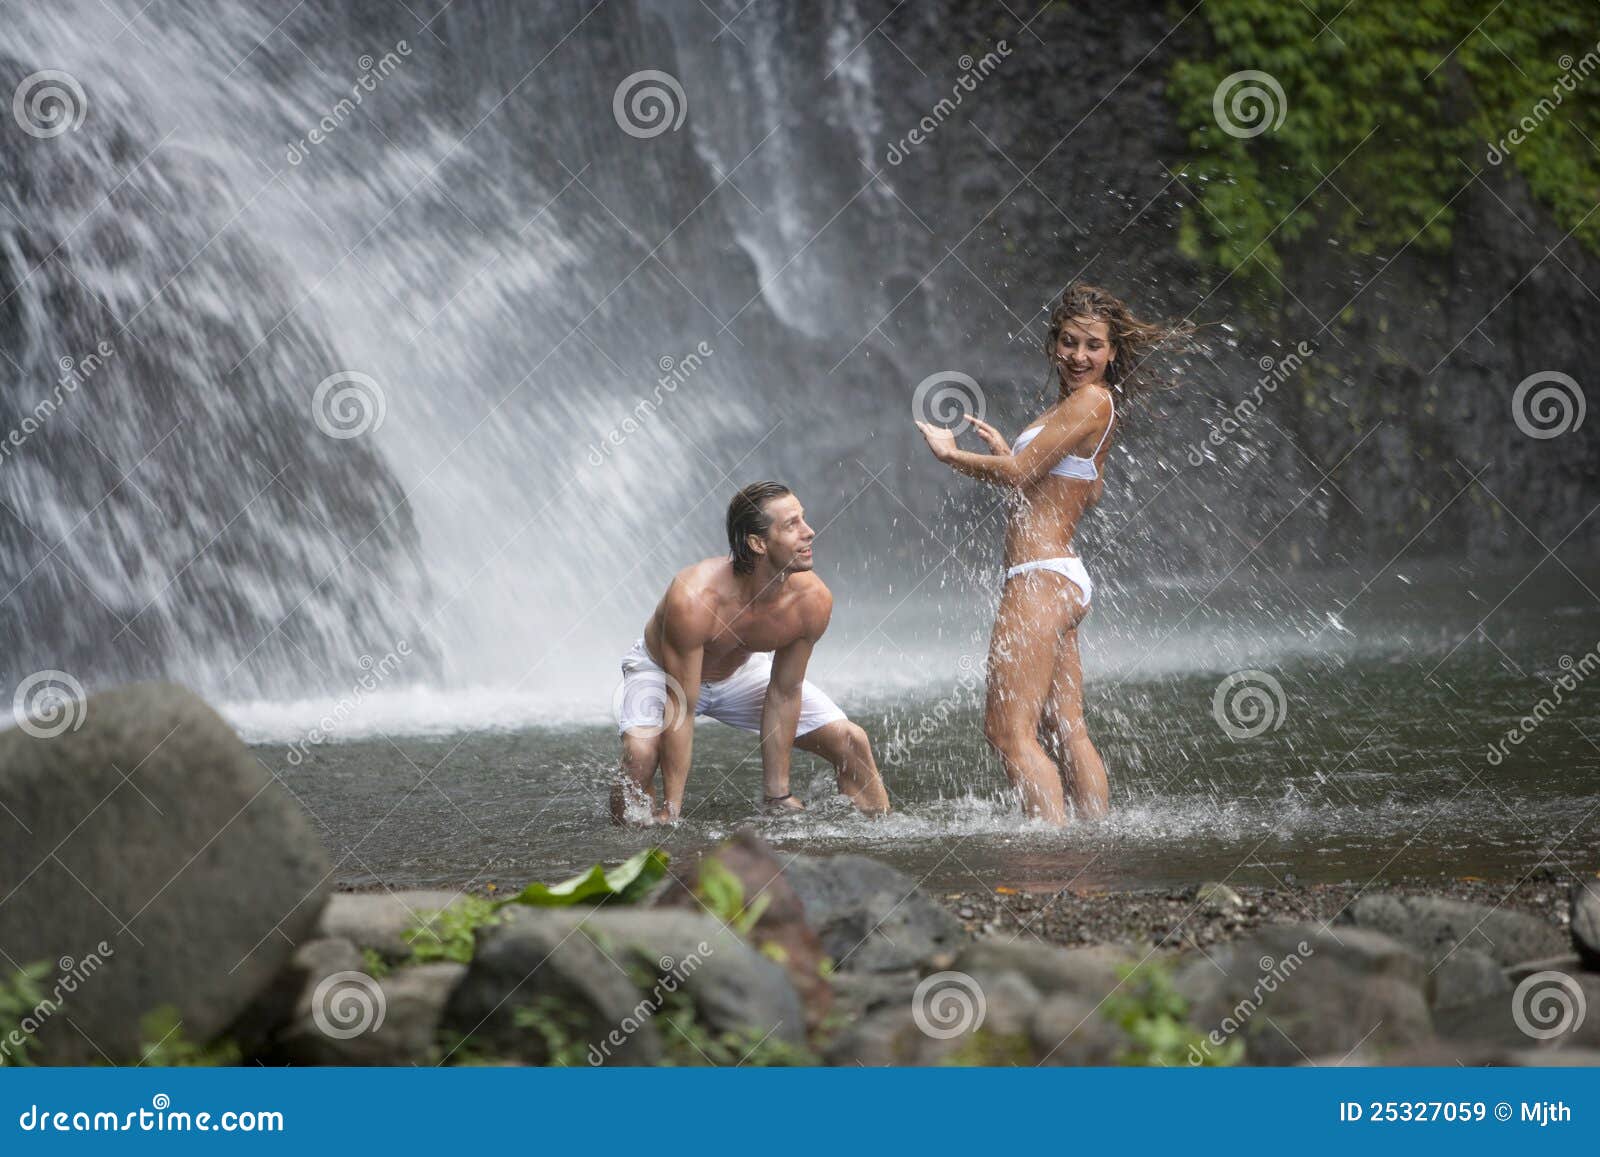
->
[984, 572, 1076, 824]
[1043, 626, 1110, 818]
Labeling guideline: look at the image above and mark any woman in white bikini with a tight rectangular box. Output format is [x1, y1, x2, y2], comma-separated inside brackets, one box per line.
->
[916, 282, 1192, 825]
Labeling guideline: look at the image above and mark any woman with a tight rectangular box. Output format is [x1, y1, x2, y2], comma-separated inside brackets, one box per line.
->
[916, 282, 1191, 825]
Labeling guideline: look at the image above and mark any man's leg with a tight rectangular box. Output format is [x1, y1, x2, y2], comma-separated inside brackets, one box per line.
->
[610, 731, 663, 825]
[794, 718, 891, 816]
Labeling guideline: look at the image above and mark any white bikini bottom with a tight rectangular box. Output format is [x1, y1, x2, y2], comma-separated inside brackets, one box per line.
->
[1004, 555, 1092, 605]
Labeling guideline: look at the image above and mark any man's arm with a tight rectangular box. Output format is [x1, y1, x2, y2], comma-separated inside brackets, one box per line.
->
[656, 581, 709, 819]
[759, 587, 831, 799]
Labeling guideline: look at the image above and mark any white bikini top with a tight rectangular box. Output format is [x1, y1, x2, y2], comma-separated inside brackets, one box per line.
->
[1011, 394, 1115, 480]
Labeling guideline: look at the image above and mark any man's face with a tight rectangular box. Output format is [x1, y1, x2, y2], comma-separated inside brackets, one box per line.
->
[756, 494, 815, 573]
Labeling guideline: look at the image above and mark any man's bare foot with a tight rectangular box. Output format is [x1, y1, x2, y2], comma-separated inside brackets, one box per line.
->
[652, 806, 680, 824]
[763, 793, 806, 815]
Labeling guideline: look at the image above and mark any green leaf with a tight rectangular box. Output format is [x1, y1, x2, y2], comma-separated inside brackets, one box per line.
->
[499, 847, 670, 908]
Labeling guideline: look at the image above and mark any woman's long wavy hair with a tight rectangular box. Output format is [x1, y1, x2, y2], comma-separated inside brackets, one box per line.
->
[1043, 282, 1198, 407]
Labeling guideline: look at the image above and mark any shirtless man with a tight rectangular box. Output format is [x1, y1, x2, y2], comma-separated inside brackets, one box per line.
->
[610, 481, 891, 824]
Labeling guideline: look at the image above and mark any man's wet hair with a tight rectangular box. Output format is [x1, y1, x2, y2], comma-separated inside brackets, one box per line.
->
[727, 481, 794, 574]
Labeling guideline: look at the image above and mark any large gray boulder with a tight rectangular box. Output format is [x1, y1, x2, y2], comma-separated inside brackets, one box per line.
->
[443, 907, 806, 1065]
[1572, 880, 1600, 970]
[1173, 923, 1433, 1065]
[781, 854, 966, 972]
[0, 681, 331, 1063]
[1336, 893, 1568, 967]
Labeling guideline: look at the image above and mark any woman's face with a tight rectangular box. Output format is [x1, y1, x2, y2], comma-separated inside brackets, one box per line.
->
[1054, 316, 1114, 389]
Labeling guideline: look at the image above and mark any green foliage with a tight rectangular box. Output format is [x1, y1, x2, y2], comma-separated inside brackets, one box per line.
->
[654, 990, 817, 1067]
[942, 1028, 1035, 1066]
[1165, 0, 1600, 294]
[361, 947, 391, 979]
[512, 996, 596, 1067]
[405, 895, 505, 965]
[136, 1007, 241, 1067]
[693, 859, 771, 936]
[1100, 961, 1242, 1067]
[0, 962, 50, 1067]
[500, 848, 670, 909]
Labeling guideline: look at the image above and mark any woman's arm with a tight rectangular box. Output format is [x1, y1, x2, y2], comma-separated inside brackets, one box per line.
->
[916, 389, 1112, 488]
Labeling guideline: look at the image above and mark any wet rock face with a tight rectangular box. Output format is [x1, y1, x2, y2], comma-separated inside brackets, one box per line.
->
[0, 681, 332, 1064]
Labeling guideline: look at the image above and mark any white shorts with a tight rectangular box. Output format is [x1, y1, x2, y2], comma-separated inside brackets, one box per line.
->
[615, 638, 848, 738]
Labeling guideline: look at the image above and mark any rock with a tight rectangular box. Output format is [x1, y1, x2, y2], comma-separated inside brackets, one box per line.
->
[317, 890, 473, 961]
[1505, 954, 1583, 983]
[782, 854, 966, 972]
[1031, 994, 1133, 1065]
[827, 970, 922, 1022]
[1173, 924, 1432, 1066]
[1435, 969, 1600, 1052]
[227, 937, 363, 1059]
[1571, 880, 1600, 969]
[1428, 946, 1510, 1010]
[1337, 893, 1567, 967]
[276, 963, 466, 1066]
[1192, 882, 1244, 914]
[651, 830, 832, 1029]
[443, 907, 805, 1065]
[825, 970, 1039, 1066]
[0, 681, 331, 1064]
[953, 938, 1144, 1004]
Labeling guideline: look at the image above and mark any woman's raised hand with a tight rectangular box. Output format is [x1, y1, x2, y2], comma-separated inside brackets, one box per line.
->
[915, 420, 958, 462]
[962, 413, 1010, 455]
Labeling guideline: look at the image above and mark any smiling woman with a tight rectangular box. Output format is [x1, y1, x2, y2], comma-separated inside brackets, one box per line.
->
[918, 281, 1197, 826]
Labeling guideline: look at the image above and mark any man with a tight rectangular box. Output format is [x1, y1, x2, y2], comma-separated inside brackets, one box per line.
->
[610, 481, 891, 825]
